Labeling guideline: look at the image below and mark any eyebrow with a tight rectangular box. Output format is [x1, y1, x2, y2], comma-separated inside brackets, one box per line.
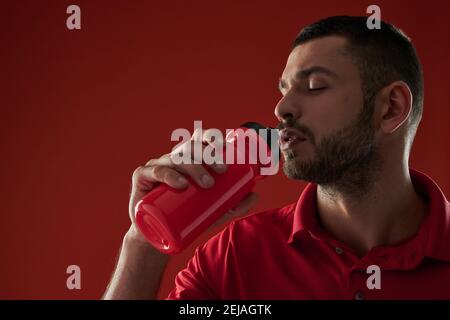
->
[278, 65, 338, 91]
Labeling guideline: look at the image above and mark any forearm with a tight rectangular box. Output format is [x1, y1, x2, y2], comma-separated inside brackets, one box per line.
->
[102, 230, 170, 300]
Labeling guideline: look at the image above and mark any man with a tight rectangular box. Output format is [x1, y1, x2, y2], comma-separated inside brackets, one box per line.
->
[103, 16, 450, 300]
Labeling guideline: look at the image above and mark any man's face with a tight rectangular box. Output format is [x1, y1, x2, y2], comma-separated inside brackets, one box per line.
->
[276, 36, 379, 193]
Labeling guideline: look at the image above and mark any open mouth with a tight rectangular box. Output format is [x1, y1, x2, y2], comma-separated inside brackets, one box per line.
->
[279, 129, 307, 150]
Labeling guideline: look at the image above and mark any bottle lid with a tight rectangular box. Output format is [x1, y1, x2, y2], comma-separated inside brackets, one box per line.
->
[240, 121, 280, 167]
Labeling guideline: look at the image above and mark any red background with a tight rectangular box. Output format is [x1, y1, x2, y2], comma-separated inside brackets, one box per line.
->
[1, 0, 449, 299]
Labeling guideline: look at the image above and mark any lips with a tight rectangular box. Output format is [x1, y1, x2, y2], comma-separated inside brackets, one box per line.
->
[279, 129, 307, 150]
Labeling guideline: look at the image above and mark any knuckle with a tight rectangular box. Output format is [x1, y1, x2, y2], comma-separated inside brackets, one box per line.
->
[150, 165, 165, 178]
[189, 164, 208, 177]
[132, 166, 143, 179]
[166, 169, 181, 182]
[146, 153, 170, 167]
[173, 164, 197, 181]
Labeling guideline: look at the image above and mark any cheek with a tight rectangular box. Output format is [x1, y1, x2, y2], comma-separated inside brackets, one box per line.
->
[308, 92, 360, 142]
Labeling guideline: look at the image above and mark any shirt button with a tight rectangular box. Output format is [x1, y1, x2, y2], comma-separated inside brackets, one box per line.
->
[335, 247, 344, 254]
[354, 291, 365, 300]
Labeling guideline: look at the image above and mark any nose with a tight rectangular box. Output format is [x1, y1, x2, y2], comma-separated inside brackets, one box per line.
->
[274, 93, 301, 123]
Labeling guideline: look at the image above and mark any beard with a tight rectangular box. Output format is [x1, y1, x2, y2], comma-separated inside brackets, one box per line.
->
[279, 101, 381, 198]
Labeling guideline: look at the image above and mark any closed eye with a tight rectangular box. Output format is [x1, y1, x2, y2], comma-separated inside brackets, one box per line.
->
[308, 87, 327, 92]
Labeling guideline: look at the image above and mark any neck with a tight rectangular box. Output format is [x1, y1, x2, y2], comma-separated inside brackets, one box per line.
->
[316, 164, 427, 257]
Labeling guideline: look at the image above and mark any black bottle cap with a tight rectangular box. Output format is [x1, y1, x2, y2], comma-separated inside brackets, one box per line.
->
[240, 121, 278, 152]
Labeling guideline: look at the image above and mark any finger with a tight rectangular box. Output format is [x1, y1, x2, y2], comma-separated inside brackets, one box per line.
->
[183, 129, 228, 173]
[146, 152, 215, 189]
[134, 165, 188, 190]
[145, 154, 173, 167]
[190, 139, 227, 174]
[146, 154, 208, 188]
[171, 129, 228, 174]
[170, 140, 223, 184]
[174, 162, 215, 188]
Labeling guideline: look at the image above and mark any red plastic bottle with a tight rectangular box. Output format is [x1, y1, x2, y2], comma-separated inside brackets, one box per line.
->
[134, 122, 277, 254]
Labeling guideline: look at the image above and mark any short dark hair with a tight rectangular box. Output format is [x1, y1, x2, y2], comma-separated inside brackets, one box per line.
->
[293, 16, 424, 132]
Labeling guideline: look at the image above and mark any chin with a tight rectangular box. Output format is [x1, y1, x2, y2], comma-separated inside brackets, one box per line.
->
[283, 149, 311, 163]
[282, 157, 302, 180]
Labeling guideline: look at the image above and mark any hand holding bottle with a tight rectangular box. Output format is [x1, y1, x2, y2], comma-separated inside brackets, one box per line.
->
[127, 128, 259, 248]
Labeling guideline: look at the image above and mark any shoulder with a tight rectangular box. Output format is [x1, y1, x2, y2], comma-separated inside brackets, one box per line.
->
[170, 203, 297, 299]
[199, 202, 297, 257]
[232, 202, 296, 236]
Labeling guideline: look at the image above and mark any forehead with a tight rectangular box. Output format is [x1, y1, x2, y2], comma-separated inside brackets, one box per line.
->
[282, 36, 357, 80]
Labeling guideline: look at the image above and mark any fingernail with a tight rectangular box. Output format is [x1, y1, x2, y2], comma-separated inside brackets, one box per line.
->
[201, 174, 214, 188]
[177, 176, 188, 186]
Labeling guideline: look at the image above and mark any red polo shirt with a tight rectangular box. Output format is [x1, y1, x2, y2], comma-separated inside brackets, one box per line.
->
[167, 168, 450, 299]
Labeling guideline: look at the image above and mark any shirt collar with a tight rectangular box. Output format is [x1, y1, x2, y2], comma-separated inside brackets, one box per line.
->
[287, 168, 450, 263]
[287, 181, 318, 244]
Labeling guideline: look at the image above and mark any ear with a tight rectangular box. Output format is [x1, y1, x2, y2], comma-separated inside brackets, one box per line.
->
[375, 81, 413, 134]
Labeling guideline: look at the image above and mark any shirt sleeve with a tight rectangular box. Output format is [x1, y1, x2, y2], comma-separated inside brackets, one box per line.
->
[166, 222, 236, 300]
